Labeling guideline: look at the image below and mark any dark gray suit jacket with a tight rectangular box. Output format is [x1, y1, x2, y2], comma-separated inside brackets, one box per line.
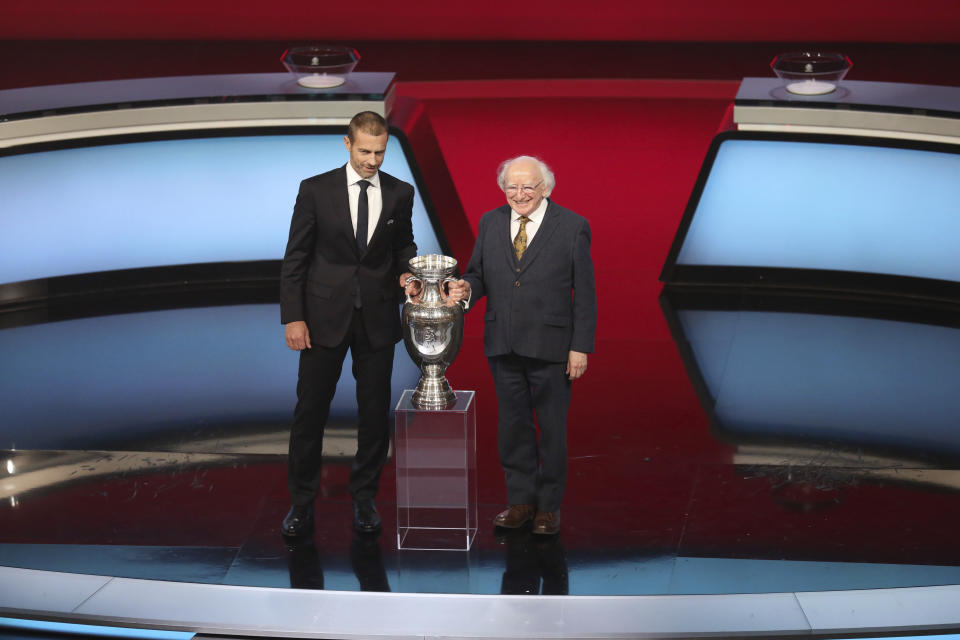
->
[279, 166, 417, 350]
[462, 200, 597, 363]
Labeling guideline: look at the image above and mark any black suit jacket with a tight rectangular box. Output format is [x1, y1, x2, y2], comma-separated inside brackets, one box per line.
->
[462, 200, 597, 363]
[280, 166, 417, 350]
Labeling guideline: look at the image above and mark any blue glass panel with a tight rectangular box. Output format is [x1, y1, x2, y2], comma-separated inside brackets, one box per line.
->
[676, 140, 960, 282]
[679, 309, 960, 456]
[0, 617, 193, 640]
[0, 135, 441, 284]
[0, 305, 420, 450]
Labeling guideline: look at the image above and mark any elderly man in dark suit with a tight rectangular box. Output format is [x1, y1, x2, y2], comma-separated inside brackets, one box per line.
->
[279, 111, 417, 536]
[448, 156, 597, 535]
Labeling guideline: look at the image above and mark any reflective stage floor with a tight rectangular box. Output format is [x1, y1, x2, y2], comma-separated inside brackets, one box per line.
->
[3, 444, 960, 597]
[3, 289, 960, 604]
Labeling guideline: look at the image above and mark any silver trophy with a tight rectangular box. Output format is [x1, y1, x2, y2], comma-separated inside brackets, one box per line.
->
[401, 255, 465, 409]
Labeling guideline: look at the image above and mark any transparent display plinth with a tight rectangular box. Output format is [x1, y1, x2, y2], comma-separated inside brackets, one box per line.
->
[395, 390, 477, 551]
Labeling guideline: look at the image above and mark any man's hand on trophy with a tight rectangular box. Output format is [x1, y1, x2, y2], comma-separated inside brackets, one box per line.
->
[285, 321, 312, 351]
[445, 279, 470, 307]
[401, 271, 422, 299]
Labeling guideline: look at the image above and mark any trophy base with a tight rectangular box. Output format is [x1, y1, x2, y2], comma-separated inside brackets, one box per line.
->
[412, 377, 456, 410]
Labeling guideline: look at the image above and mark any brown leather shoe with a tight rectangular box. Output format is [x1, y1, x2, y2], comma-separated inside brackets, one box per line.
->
[493, 504, 535, 528]
[532, 510, 561, 535]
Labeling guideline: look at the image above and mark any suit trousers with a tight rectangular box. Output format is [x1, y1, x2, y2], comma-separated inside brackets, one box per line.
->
[288, 308, 395, 506]
[488, 352, 572, 512]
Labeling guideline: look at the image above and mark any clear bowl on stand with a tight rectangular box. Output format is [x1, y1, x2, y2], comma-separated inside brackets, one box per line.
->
[281, 45, 360, 89]
[771, 51, 852, 96]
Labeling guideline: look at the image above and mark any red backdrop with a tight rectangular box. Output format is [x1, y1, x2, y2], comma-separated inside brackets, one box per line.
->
[4, 0, 960, 41]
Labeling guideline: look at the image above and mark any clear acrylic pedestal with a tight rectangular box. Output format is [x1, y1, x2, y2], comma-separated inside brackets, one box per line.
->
[395, 390, 477, 551]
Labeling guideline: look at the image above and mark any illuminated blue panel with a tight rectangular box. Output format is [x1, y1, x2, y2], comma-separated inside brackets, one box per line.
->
[678, 309, 960, 455]
[0, 304, 420, 449]
[676, 140, 960, 282]
[0, 135, 441, 284]
[0, 617, 193, 639]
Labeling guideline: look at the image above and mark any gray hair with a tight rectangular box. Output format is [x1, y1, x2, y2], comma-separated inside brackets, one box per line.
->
[497, 156, 555, 193]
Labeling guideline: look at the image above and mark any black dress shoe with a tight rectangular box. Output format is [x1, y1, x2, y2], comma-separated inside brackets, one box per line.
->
[353, 499, 382, 533]
[281, 504, 314, 537]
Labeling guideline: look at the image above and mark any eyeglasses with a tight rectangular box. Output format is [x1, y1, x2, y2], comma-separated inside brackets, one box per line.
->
[504, 181, 542, 195]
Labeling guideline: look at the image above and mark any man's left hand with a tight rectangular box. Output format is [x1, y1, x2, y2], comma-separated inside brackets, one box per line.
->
[566, 350, 588, 380]
[445, 279, 470, 307]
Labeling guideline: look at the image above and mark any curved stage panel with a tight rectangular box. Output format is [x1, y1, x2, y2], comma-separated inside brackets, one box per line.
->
[5, 567, 960, 639]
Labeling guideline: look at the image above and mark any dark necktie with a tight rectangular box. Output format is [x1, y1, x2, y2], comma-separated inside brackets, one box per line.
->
[356, 179, 370, 253]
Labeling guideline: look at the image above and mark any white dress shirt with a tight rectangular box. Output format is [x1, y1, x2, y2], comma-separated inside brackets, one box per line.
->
[511, 197, 548, 246]
[346, 163, 382, 245]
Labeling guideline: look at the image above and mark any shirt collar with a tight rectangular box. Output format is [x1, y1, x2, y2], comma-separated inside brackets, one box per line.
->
[512, 197, 548, 224]
[345, 163, 380, 189]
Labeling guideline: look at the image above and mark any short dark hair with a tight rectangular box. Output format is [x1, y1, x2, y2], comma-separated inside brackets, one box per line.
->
[347, 111, 388, 142]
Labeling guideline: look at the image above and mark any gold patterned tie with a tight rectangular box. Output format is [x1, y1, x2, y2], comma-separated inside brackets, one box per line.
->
[514, 216, 529, 261]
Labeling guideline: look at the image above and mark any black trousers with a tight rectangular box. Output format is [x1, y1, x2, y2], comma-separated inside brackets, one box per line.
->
[488, 352, 572, 512]
[288, 308, 395, 505]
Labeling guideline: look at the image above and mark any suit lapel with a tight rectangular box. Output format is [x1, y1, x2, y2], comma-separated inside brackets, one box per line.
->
[366, 173, 393, 254]
[331, 166, 360, 259]
[516, 199, 559, 272]
[497, 206, 519, 270]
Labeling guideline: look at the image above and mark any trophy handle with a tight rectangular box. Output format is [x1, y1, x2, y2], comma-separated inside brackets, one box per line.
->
[442, 277, 467, 309]
[405, 275, 423, 303]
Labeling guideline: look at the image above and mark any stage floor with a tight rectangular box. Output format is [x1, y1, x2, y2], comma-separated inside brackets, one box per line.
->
[3, 291, 960, 599]
[2, 447, 960, 597]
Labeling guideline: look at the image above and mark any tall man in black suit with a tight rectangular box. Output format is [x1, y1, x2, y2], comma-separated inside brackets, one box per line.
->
[447, 156, 596, 535]
[279, 111, 417, 536]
